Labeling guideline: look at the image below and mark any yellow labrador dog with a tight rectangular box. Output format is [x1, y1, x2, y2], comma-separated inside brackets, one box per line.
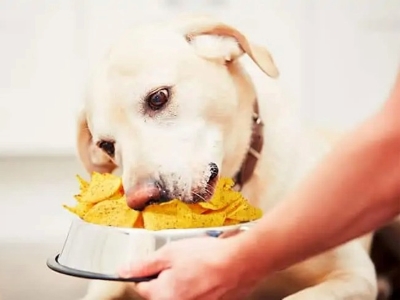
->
[76, 16, 377, 300]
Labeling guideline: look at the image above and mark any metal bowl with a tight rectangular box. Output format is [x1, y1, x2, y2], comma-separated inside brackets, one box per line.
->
[47, 218, 254, 282]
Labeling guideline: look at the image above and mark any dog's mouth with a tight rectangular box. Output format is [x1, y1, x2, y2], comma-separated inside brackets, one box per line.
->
[126, 163, 219, 211]
[146, 179, 217, 206]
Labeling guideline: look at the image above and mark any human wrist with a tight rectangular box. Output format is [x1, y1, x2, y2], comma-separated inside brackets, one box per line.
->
[222, 229, 275, 284]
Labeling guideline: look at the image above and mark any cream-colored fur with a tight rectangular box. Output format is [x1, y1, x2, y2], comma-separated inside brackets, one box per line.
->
[76, 16, 377, 300]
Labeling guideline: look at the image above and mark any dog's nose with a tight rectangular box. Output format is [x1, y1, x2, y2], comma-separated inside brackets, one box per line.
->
[208, 163, 219, 182]
[125, 179, 168, 211]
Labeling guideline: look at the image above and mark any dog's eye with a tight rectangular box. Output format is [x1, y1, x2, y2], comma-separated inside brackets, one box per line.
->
[97, 140, 115, 157]
[146, 88, 169, 111]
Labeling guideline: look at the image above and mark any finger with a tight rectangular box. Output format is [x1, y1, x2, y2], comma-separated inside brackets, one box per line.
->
[218, 229, 242, 239]
[135, 281, 152, 299]
[119, 247, 170, 278]
[205, 229, 242, 238]
[136, 271, 176, 300]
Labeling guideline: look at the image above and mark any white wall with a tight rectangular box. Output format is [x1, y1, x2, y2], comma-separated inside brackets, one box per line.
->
[1, 0, 399, 157]
[302, 0, 400, 130]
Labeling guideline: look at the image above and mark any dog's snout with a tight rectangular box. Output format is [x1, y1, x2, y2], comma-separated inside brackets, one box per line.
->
[208, 163, 219, 182]
[125, 179, 169, 211]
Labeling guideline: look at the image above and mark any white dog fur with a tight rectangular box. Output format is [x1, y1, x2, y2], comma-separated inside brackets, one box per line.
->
[76, 15, 378, 300]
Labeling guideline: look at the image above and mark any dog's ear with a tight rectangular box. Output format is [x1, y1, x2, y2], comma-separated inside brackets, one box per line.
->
[76, 109, 117, 174]
[175, 16, 279, 78]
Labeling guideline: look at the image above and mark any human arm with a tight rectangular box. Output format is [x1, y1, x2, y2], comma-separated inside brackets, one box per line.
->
[232, 70, 400, 277]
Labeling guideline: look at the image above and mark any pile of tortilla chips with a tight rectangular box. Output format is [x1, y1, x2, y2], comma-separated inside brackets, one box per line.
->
[63, 172, 262, 231]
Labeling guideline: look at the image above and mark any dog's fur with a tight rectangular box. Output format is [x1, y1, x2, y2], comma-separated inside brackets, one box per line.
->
[76, 16, 378, 300]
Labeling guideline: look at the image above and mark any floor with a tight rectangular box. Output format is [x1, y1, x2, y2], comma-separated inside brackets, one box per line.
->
[0, 156, 91, 300]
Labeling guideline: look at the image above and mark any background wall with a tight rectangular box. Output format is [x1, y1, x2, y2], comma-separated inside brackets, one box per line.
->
[0, 1, 399, 299]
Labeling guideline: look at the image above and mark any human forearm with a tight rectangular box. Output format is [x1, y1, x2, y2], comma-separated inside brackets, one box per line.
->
[231, 101, 400, 277]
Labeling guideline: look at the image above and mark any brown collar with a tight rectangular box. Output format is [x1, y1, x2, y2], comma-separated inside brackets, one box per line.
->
[233, 99, 264, 190]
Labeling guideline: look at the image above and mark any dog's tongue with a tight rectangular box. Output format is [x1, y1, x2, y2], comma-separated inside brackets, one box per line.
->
[125, 180, 162, 211]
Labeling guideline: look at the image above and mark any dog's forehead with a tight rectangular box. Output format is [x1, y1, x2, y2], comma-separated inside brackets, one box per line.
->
[85, 26, 207, 112]
[108, 27, 192, 71]
[87, 61, 180, 116]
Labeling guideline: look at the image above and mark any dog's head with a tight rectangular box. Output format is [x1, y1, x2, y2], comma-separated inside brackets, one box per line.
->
[76, 16, 278, 210]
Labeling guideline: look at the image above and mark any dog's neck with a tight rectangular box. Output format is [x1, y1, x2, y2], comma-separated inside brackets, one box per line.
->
[233, 98, 264, 190]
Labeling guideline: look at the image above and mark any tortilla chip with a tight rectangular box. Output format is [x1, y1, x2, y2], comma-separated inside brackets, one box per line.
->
[186, 203, 209, 214]
[141, 200, 177, 230]
[227, 201, 263, 222]
[76, 174, 90, 193]
[198, 178, 241, 211]
[83, 197, 140, 227]
[63, 201, 94, 218]
[142, 201, 226, 230]
[80, 173, 123, 204]
[64, 172, 263, 230]
[189, 210, 226, 228]
[223, 218, 241, 226]
[177, 202, 225, 229]
[134, 214, 145, 228]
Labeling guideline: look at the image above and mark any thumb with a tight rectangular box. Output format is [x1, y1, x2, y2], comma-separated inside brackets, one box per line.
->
[119, 248, 170, 278]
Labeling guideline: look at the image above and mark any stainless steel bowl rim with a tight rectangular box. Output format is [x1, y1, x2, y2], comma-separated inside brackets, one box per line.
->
[48, 217, 257, 281]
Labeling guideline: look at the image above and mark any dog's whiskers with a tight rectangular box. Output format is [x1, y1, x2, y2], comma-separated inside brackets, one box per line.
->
[204, 184, 216, 196]
[204, 188, 213, 195]
[192, 191, 206, 202]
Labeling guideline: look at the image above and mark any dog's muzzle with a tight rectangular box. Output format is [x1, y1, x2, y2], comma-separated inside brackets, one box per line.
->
[125, 179, 169, 211]
[125, 163, 219, 211]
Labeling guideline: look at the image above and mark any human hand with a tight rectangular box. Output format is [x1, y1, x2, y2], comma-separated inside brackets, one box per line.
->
[119, 235, 259, 300]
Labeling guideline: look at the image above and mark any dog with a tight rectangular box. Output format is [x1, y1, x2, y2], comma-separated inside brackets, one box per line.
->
[75, 15, 378, 300]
